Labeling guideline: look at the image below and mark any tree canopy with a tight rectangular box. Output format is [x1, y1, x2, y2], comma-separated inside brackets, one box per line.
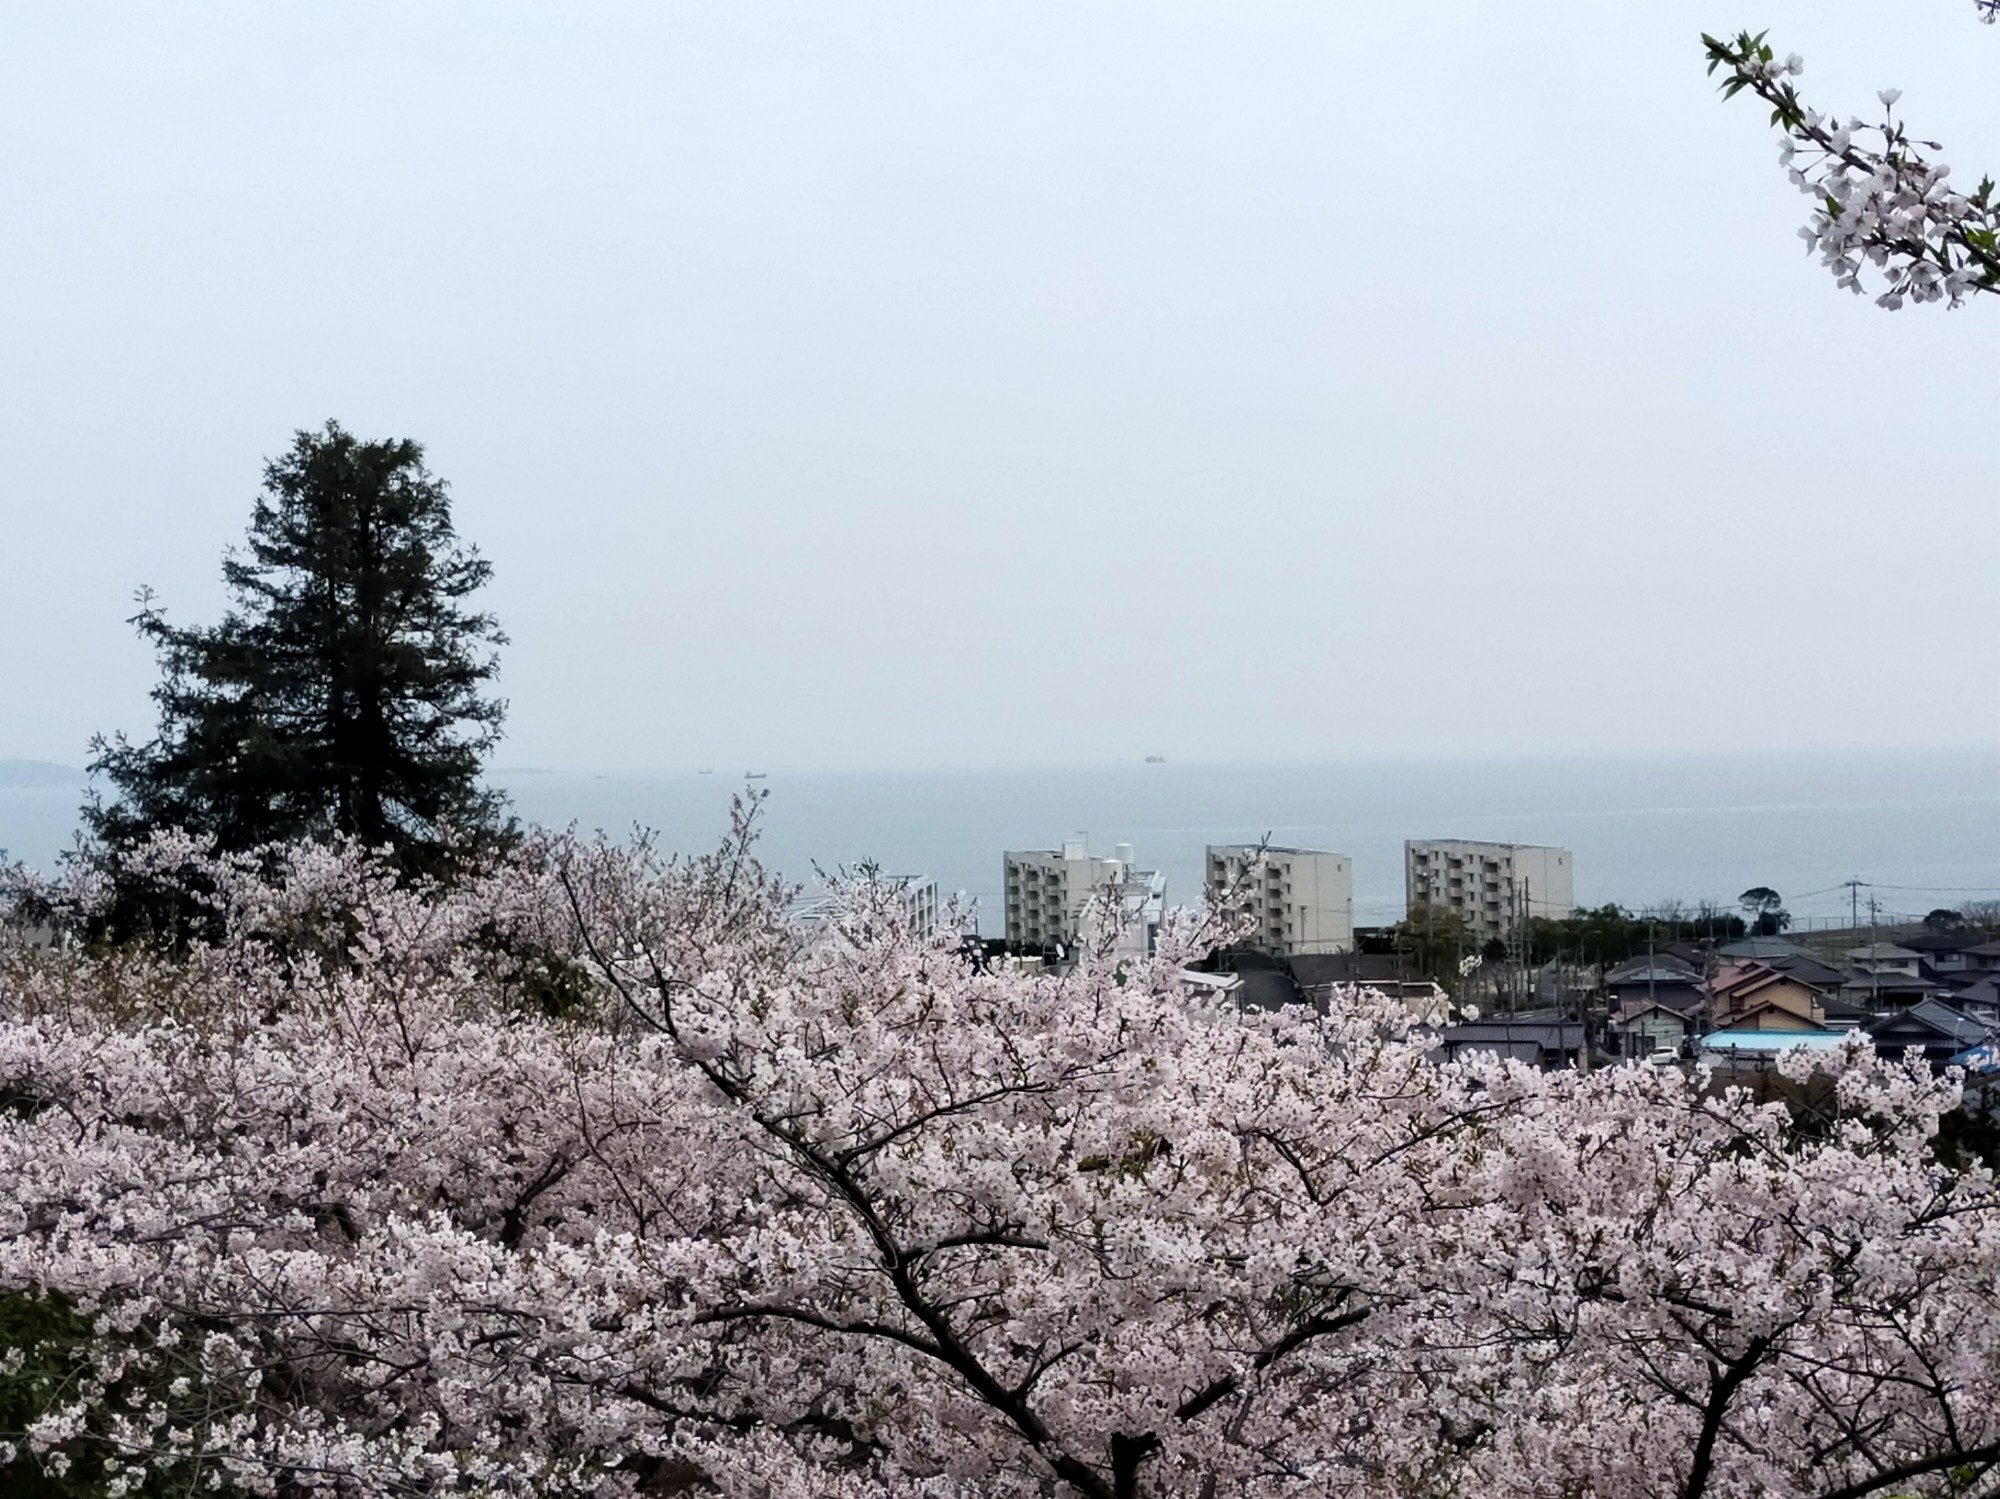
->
[86, 422, 510, 883]
[6, 829, 2000, 1498]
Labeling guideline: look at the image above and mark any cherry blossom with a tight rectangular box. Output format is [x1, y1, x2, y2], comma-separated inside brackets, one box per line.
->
[5, 821, 2000, 1497]
[1703, 25, 2000, 309]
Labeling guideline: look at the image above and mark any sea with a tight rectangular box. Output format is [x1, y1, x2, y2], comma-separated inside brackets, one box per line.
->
[5, 750, 1998, 933]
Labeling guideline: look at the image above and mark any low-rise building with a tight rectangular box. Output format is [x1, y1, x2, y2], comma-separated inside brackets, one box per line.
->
[1866, 999, 1993, 1071]
[1899, 930, 1989, 975]
[1952, 977, 2000, 1022]
[1699, 1029, 1848, 1074]
[1205, 845, 1354, 956]
[1404, 840, 1574, 943]
[1612, 1002, 1696, 1058]
[1848, 943, 1925, 977]
[1710, 963, 1829, 1031]
[1430, 1020, 1585, 1069]
[1604, 952, 1705, 1013]
[1004, 837, 1165, 958]
[1840, 967, 1943, 1011]
[1287, 951, 1447, 1010]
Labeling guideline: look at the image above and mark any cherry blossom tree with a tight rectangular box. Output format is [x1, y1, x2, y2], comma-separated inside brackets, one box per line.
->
[1705, 4, 2000, 308]
[6, 821, 2000, 1497]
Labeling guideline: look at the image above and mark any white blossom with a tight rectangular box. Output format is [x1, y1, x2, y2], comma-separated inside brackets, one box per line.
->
[3, 822, 1999, 1497]
[1705, 27, 2000, 308]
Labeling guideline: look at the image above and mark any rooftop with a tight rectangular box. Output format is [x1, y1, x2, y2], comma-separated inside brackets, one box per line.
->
[1867, 998, 1992, 1049]
[1717, 937, 1816, 961]
[1604, 954, 1704, 986]
[1700, 1030, 1849, 1053]
[1901, 930, 1990, 953]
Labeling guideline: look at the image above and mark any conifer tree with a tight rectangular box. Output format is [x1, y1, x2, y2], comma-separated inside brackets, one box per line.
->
[86, 422, 511, 880]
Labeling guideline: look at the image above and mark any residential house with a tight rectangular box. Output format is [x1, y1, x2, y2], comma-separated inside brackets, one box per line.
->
[1604, 952, 1705, 1057]
[1838, 967, 1944, 1011]
[1709, 963, 1829, 1032]
[1604, 952, 1705, 1013]
[1865, 999, 1993, 1071]
[1714, 940, 1848, 995]
[1848, 943, 1926, 977]
[1613, 1002, 1696, 1058]
[1431, 1020, 1584, 1069]
[1819, 996, 1874, 1032]
[1288, 951, 1446, 1010]
[1180, 963, 1305, 1015]
[1952, 977, 2000, 1023]
[1758, 953, 1849, 992]
[1900, 929, 1989, 977]
[1699, 1029, 1849, 1073]
[1717, 937, 1820, 964]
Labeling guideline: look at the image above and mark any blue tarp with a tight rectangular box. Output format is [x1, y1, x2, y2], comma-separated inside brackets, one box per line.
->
[1699, 1030, 1848, 1053]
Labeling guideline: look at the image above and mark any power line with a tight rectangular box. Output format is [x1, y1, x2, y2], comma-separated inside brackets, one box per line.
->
[1857, 881, 2000, 895]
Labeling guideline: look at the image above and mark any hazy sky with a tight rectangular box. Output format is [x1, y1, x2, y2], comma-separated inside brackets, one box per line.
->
[4, 2, 1996, 773]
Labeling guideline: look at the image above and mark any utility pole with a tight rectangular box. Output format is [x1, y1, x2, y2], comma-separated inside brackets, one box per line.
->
[1520, 877, 1533, 1014]
[1868, 894, 1882, 1012]
[1424, 872, 1434, 988]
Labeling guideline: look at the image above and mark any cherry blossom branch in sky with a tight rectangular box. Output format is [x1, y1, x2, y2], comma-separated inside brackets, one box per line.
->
[1703, 22, 2000, 309]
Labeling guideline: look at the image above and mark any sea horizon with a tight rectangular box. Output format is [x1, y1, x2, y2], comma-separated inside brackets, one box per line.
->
[8, 746, 1998, 933]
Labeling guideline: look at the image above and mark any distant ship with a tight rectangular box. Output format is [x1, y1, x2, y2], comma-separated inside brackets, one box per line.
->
[1145, 755, 1166, 764]
[696, 769, 713, 775]
[745, 772, 768, 779]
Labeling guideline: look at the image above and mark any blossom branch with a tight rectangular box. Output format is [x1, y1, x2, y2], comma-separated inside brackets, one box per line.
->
[1702, 26, 2000, 308]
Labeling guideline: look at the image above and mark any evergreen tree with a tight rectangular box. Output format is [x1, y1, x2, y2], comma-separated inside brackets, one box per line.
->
[86, 422, 511, 880]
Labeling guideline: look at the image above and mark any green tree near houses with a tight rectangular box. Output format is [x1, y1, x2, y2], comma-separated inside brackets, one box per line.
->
[1739, 886, 1791, 938]
[86, 422, 512, 899]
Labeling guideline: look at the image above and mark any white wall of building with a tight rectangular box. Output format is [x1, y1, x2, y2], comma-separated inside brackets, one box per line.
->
[1005, 837, 1163, 957]
[1206, 845, 1354, 955]
[1404, 840, 1574, 942]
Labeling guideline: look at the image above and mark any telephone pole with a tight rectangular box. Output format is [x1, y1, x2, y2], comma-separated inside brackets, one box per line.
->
[1868, 894, 1882, 1012]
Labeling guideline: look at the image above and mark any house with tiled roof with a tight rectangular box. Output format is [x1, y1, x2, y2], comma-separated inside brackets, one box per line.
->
[1866, 999, 1994, 1071]
[1900, 929, 1991, 978]
[1612, 1001, 1697, 1057]
[1709, 963, 1828, 1032]
[1839, 967, 1944, 1011]
[1604, 953, 1704, 1012]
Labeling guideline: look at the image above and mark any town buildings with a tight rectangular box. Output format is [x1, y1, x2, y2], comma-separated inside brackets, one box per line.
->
[791, 875, 945, 937]
[1403, 840, 1575, 943]
[1204, 844, 1354, 956]
[1709, 963, 1829, 1031]
[1603, 951, 1706, 1056]
[1431, 1020, 1585, 1069]
[1003, 837, 1165, 958]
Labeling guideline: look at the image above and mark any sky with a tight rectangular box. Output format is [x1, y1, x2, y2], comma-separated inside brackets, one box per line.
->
[3, 1, 1997, 774]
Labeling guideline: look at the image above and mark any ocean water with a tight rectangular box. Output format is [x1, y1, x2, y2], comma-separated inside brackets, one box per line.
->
[10, 751, 1995, 931]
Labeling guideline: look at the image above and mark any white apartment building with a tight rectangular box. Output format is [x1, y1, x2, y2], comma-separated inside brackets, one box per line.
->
[1205, 845, 1354, 956]
[1404, 840, 1574, 943]
[791, 875, 945, 937]
[1004, 837, 1165, 959]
